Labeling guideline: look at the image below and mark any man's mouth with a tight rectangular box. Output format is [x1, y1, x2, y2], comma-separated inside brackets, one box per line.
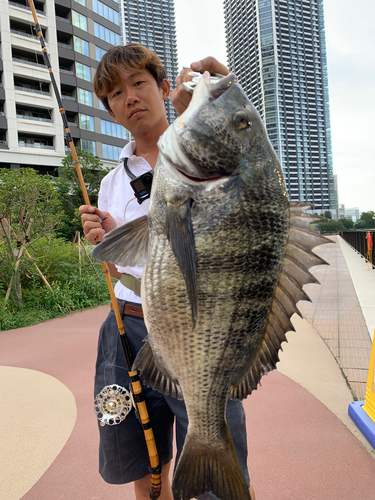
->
[129, 109, 145, 118]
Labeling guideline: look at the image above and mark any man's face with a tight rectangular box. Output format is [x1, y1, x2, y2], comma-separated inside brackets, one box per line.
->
[106, 68, 170, 138]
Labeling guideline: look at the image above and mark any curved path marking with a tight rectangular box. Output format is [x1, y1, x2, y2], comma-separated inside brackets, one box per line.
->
[0, 366, 76, 500]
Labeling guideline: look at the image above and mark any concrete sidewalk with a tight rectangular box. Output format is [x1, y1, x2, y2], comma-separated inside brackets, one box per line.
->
[1, 235, 375, 500]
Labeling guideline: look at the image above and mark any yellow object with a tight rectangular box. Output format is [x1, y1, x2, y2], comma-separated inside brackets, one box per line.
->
[363, 330, 375, 422]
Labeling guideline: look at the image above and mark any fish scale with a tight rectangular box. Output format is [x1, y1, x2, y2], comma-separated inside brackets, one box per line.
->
[92, 71, 331, 500]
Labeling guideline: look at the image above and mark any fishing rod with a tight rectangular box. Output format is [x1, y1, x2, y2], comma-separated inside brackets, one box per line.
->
[26, 2, 162, 498]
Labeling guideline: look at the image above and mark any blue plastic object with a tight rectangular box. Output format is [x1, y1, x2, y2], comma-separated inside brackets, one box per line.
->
[348, 401, 375, 449]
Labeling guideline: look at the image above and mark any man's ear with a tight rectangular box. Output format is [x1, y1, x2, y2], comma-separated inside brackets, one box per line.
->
[161, 79, 171, 101]
[108, 110, 119, 124]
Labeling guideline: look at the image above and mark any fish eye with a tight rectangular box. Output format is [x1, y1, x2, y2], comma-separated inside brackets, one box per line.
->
[233, 111, 252, 129]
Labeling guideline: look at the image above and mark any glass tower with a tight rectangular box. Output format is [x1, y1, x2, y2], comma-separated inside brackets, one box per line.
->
[119, 0, 179, 123]
[224, 0, 336, 214]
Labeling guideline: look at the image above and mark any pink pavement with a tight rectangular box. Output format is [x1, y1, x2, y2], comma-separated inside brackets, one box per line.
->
[1, 304, 375, 500]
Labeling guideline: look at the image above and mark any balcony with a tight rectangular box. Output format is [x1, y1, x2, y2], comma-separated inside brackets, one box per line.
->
[16, 113, 53, 124]
[9, 0, 44, 16]
[14, 85, 51, 97]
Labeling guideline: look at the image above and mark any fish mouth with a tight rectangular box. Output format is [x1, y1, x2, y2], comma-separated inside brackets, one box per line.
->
[176, 169, 224, 183]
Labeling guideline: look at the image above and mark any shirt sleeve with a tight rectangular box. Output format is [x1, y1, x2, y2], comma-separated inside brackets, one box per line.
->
[98, 175, 109, 212]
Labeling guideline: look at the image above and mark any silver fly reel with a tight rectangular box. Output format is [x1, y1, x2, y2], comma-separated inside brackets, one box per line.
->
[94, 384, 132, 427]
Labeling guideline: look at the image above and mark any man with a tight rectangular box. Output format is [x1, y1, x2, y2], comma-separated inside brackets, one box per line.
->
[80, 43, 255, 500]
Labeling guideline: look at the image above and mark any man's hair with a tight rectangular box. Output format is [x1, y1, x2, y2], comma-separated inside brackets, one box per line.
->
[93, 43, 167, 111]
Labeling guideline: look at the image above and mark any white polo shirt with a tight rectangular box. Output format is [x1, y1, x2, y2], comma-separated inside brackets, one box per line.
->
[98, 141, 152, 303]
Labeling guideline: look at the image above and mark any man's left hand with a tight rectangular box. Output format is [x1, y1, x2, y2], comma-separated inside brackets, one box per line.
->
[171, 56, 229, 116]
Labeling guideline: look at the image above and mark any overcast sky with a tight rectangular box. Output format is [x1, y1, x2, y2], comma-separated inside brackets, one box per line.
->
[174, 0, 375, 214]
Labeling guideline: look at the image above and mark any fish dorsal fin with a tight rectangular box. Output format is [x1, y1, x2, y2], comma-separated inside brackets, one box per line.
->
[92, 215, 149, 267]
[230, 203, 332, 400]
[133, 339, 183, 400]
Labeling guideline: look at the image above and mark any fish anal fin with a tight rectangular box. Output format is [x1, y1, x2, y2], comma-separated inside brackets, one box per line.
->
[166, 199, 197, 328]
[133, 340, 183, 400]
[172, 429, 250, 500]
[230, 319, 284, 401]
[92, 215, 149, 267]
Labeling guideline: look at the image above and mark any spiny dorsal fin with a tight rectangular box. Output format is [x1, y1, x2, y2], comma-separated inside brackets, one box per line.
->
[230, 203, 332, 400]
[92, 215, 149, 267]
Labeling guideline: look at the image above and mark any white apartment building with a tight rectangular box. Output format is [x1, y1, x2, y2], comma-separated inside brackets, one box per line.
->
[0, 0, 126, 174]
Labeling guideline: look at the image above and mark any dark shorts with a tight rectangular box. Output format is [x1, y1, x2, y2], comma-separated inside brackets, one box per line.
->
[94, 301, 250, 498]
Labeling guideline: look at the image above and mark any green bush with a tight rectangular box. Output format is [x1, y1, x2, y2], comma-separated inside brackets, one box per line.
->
[0, 237, 114, 331]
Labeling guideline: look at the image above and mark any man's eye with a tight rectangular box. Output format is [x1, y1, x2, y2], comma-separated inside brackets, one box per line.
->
[112, 90, 121, 98]
[134, 81, 144, 86]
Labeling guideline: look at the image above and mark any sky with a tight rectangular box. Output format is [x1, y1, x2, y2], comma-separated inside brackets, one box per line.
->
[174, 0, 375, 214]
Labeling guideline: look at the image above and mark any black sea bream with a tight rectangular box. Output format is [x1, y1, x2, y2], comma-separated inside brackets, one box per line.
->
[93, 72, 330, 500]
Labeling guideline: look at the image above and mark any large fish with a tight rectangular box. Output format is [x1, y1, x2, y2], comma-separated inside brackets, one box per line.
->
[93, 72, 330, 500]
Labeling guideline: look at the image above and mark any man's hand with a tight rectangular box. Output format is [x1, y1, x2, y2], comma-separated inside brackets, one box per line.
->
[171, 56, 229, 116]
[79, 205, 117, 245]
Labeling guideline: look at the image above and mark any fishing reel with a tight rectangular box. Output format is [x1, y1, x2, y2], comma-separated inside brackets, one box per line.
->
[94, 384, 132, 427]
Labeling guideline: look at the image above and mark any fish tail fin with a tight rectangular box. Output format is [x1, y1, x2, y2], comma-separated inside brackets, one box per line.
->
[172, 430, 250, 500]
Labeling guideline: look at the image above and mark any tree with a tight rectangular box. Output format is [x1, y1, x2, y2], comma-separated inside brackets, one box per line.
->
[356, 211, 375, 229]
[315, 217, 354, 234]
[0, 168, 62, 304]
[55, 149, 113, 240]
[324, 210, 332, 220]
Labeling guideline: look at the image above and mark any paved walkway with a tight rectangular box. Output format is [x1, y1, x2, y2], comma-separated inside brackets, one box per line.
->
[298, 236, 374, 401]
[0, 235, 375, 500]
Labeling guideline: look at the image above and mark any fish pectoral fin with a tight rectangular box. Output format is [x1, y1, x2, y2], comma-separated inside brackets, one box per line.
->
[172, 429, 250, 500]
[133, 340, 183, 400]
[166, 199, 198, 328]
[230, 203, 332, 401]
[92, 215, 149, 267]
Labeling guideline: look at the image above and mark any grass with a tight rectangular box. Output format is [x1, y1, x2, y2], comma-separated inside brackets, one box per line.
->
[0, 273, 113, 330]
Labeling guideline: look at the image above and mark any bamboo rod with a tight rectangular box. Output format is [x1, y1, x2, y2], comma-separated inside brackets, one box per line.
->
[26, 2, 162, 497]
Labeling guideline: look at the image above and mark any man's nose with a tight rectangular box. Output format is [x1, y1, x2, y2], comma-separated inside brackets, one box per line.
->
[126, 93, 140, 106]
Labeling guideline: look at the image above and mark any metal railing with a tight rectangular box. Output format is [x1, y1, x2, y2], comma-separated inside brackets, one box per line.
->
[16, 113, 52, 123]
[56, 15, 69, 23]
[9, 1, 44, 15]
[12, 57, 46, 69]
[14, 85, 51, 97]
[10, 29, 39, 40]
[58, 42, 72, 49]
[19, 142, 54, 150]
[341, 230, 375, 269]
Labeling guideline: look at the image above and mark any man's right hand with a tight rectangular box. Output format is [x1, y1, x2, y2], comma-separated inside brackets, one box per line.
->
[79, 205, 117, 245]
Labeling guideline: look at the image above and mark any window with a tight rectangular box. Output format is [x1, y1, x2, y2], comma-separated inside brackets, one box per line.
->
[74, 0, 86, 5]
[94, 22, 121, 45]
[74, 36, 89, 56]
[72, 11, 87, 31]
[96, 46, 107, 62]
[101, 119, 127, 139]
[92, 0, 119, 24]
[81, 139, 96, 155]
[77, 88, 93, 106]
[80, 113, 94, 131]
[76, 62, 91, 81]
[102, 143, 123, 160]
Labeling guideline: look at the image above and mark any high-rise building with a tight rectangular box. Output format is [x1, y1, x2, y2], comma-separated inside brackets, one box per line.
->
[0, 0, 126, 175]
[119, 0, 178, 123]
[224, 0, 336, 214]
